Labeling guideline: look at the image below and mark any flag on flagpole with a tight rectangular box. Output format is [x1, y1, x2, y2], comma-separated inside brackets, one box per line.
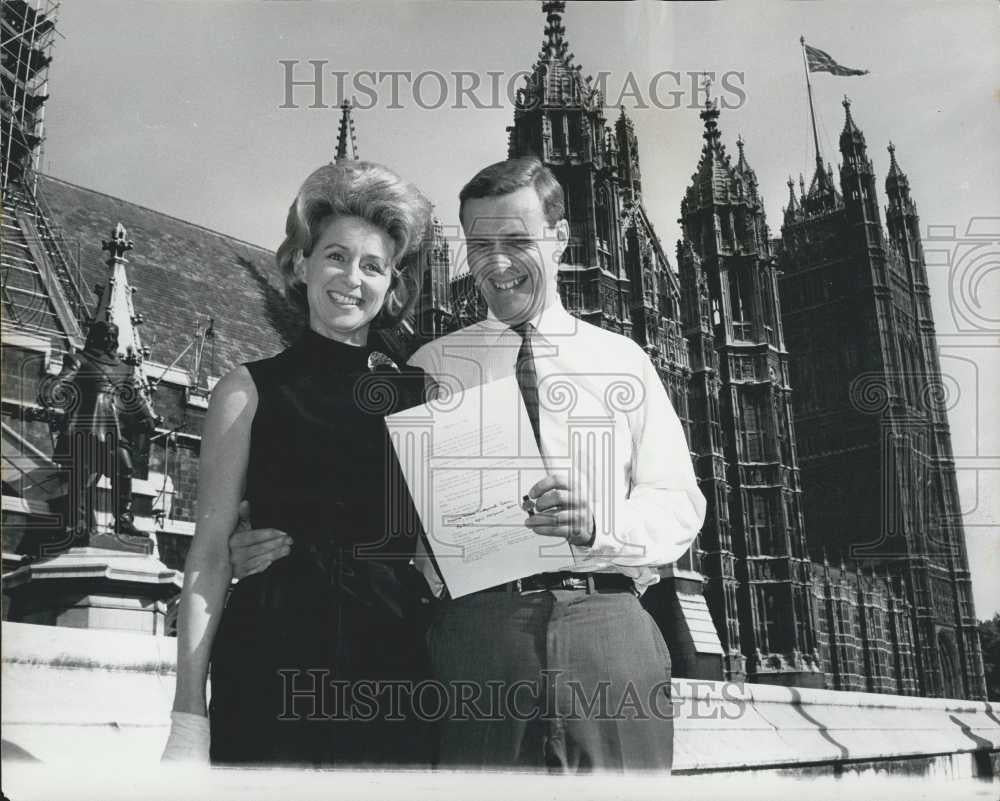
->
[804, 43, 869, 76]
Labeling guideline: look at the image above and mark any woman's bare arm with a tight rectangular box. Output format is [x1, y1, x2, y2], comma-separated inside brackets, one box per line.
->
[171, 366, 257, 716]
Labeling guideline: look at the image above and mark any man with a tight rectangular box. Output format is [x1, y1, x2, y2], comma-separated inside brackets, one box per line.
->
[230, 157, 706, 771]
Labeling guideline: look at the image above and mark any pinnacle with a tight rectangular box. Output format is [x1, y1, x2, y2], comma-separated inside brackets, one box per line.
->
[841, 94, 861, 135]
[887, 141, 902, 174]
[334, 99, 359, 162]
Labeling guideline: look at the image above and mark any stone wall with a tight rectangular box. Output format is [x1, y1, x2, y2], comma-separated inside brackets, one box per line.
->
[2, 621, 997, 776]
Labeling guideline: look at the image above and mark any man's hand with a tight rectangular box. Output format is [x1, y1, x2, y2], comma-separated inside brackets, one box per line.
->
[524, 474, 596, 547]
[228, 500, 292, 579]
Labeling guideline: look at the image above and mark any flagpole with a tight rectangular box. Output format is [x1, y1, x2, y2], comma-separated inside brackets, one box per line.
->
[800, 35, 823, 172]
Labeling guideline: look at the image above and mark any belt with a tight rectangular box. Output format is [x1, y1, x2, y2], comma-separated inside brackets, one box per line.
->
[480, 571, 635, 594]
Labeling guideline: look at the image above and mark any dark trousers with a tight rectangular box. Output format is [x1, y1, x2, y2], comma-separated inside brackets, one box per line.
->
[427, 587, 674, 772]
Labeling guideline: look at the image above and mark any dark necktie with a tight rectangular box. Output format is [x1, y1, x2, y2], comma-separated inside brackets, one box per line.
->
[513, 322, 542, 449]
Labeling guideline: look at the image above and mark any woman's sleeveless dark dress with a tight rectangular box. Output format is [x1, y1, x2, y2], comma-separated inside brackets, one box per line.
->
[208, 329, 433, 766]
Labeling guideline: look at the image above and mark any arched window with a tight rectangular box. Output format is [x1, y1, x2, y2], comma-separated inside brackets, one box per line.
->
[937, 630, 961, 699]
[568, 113, 582, 152]
[910, 340, 924, 410]
[551, 112, 566, 153]
[595, 187, 611, 248]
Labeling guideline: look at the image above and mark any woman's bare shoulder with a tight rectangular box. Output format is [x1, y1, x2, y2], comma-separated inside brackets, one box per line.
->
[206, 365, 258, 420]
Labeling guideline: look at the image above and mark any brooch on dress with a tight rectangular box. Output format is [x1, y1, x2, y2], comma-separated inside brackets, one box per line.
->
[367, 351, 400, 372]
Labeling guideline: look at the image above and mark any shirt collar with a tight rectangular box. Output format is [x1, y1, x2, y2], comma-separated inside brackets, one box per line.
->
[485, 296, 577, 344]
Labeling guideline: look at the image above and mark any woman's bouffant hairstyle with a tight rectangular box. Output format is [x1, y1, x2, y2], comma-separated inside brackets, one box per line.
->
[277, 161, 433, 329]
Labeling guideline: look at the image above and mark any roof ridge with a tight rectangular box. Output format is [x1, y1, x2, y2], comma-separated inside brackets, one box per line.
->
[36, 173, 276, 256]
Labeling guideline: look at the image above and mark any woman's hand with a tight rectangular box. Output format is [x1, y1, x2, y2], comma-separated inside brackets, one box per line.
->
[161, 711, 211, 763]
[228, 500, 293, 579]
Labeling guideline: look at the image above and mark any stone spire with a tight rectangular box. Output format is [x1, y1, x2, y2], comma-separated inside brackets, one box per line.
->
[784, 176, 799, 224]
[885, 141, 919, 241]
[99, 223, 149, 368]
[838, 96, 879, 223]
[885, 141, 909, 196]
[681, 99, 771, 265]
[801, 127, 842, 215]
[97, 221, 159, 450]
[735, 134, 749, 174]
[334, 99, 359, 162]
[540, 1, 568, 62]
[681, 98, 740, 217]
[616, 105, 642, 202]
[734, 133, 759, 201]
[840, 94, 864, 148]
[701, 96, 721, 145]
[519, 0, 598, 112]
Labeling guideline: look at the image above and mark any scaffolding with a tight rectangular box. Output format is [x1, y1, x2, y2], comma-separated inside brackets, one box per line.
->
[2, 0, 58, 194]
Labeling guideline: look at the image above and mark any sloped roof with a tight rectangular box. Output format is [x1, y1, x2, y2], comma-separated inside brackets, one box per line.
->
[35, 175, 300, 376]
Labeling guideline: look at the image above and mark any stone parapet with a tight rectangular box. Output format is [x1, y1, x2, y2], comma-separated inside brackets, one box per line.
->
[2, 622, 998, 775]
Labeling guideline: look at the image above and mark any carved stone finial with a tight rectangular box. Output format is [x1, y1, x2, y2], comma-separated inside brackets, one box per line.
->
[101, 222, 134, 261]
[542, 1, 566, 20]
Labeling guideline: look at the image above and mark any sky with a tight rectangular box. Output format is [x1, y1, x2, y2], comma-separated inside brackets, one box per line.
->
[39, 0, 998, 616]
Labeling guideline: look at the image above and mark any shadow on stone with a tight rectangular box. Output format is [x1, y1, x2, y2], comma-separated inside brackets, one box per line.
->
[786, 687, 850, 760]
[1, 739, 41, 762]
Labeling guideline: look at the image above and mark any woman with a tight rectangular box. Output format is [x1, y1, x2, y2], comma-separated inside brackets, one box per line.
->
[163, 161, 434, 766]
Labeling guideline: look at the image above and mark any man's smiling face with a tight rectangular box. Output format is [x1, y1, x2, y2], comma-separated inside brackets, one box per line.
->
[460, 186, 564, 327]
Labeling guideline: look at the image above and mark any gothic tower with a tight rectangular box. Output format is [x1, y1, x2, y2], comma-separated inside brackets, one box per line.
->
[501, 1, 690, 407]
[413, 215, 453, 342]
[881, 140, 985, 700]
[507, 1, 630, 337]
[778, 99, 986, 699]
[678, 100, 819, 686]
[490, 1, 721, 679]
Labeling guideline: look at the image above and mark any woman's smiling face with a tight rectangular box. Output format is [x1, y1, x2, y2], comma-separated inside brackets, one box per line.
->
[296, 215, 396, 345]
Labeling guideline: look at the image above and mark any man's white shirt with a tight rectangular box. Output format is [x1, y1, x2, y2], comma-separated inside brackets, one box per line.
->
[406, 298, 707, 595]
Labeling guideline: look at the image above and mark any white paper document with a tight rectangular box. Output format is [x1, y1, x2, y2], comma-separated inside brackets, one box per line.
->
[386, 376, 575, 598]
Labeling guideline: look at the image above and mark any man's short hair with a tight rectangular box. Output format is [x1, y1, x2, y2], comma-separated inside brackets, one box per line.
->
[458, 157, 565, 227]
